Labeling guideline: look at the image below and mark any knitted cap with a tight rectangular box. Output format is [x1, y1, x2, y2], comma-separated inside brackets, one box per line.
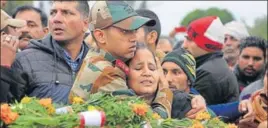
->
[162, 48, 196, 84]
[187, 16, 225, 52]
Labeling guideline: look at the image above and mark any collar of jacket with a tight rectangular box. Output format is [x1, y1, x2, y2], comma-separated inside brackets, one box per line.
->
[233, 64, 264, 86]
[51, 38, 89, 60]
[195, 51, 223, 68]
[92, 48, 117, 63]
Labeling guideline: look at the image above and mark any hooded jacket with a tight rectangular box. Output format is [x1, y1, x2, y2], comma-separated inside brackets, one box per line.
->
[11, 34, 89, 104]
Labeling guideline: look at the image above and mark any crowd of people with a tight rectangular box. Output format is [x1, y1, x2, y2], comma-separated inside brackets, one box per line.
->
[0, 1, 267, 128]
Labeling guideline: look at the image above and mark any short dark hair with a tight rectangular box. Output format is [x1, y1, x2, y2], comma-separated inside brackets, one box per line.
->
[240, 36, 267, 59]
[136, 9, 161, 45]
[12, 5, 48, 27]
[51, 1, 89, 18]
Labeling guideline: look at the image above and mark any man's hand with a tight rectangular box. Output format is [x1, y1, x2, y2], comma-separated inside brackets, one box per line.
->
[186, 95, 207, 119]
[238, 99, 256, 128]
[1, 35, 19, 68]
[155, 57, 169, 89]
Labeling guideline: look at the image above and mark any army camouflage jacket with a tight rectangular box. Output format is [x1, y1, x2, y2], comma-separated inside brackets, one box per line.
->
[69, 48, 173, 118]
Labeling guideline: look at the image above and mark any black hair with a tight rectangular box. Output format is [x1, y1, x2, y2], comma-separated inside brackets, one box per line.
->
[12, 5, 48, 27]
[51, 1, 89, 18]
[136, 9, 161, 45]
[126, 42, 156, 66]
[239, 36, 267, 59]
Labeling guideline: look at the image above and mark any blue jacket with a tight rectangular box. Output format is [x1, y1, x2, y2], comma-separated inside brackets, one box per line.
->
[190, 88, 241, 121]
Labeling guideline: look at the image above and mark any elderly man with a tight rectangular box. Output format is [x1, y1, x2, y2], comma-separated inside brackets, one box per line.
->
[223, 21, 249, 70]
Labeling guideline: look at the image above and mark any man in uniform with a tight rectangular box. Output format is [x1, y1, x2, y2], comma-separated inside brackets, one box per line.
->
[69, 1, 173, 118]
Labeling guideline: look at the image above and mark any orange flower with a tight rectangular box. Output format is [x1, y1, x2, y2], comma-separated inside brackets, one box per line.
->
[46, 104, 55, 115]
[190, 121, 204, 128]
[39, 98, 52, 108]
[132, 103, 149, 116]
[227, 123, 237, 128]
[1, 104, 19, 124]
[195, 111, 211, 120]
[72, 97, 84, 104]
[152, 113, 161, 119]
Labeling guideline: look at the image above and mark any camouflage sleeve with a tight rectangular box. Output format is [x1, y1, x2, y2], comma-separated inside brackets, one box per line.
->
[69, 54, 128, 102]
[151, 88, 173, 119]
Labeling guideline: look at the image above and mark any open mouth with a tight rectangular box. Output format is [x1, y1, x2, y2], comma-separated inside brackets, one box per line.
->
[54, 28, 64, 34]
[140, 80, 153, 85]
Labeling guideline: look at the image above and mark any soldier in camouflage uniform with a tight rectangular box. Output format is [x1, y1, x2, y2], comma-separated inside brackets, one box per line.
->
[69, 1, 173, 118]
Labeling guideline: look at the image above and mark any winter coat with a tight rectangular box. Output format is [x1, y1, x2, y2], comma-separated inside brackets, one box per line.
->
[11, 34, 89, 104]
[194, 52, 239, 105]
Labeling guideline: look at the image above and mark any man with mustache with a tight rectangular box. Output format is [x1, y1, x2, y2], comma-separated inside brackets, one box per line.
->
[223, 21, 249, 70]
[233, 36, 266, 92]
[11, 1, 90, 104]
[12, 5, 48, 50]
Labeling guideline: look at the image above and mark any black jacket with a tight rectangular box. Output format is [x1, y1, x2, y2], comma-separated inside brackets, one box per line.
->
[11, 34, 89, 104]
[171, 90, 192, 119]
[194, 52, 239, 105]
[0, 66, 25, 103]
[233, 65, 264, 92]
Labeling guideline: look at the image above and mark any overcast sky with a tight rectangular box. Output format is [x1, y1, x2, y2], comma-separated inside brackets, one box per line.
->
[88, 1, 267, 35]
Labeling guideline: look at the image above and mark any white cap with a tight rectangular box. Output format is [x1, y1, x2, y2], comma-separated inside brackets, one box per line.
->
[224, 21, 250, 40]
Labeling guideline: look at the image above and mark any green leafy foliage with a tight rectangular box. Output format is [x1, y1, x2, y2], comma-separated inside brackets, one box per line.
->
[248, 15, 267, 40]
[180, 7, 234, 26]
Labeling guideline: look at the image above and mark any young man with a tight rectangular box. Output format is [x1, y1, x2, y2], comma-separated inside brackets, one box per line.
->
[182, 16, 239, 105]
[12, 5, 49, 50]
[11, 1, 90, 104]
[69, 1, 175, 118]
[162, 48, 255, 122]
[135, 9, 166, 61]
[233, 36, 266, 92]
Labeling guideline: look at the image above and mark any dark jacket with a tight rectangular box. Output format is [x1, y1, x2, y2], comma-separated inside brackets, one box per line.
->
[233, 65, 264, 92]
[194, 52, 239, 105]
[0, 66, 25, 103]
[171, 90, 192, 119]
[11, 34, 89, 104]
[239, 79, 263, 100]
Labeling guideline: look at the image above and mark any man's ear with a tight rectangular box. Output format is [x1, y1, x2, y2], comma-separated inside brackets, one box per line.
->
[146, 30, 158, 46]
[43, 27, 49, 35]
[1, 31, 7, 36]
[82, 18, 89, 33]
[93, 29, 106, 45]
